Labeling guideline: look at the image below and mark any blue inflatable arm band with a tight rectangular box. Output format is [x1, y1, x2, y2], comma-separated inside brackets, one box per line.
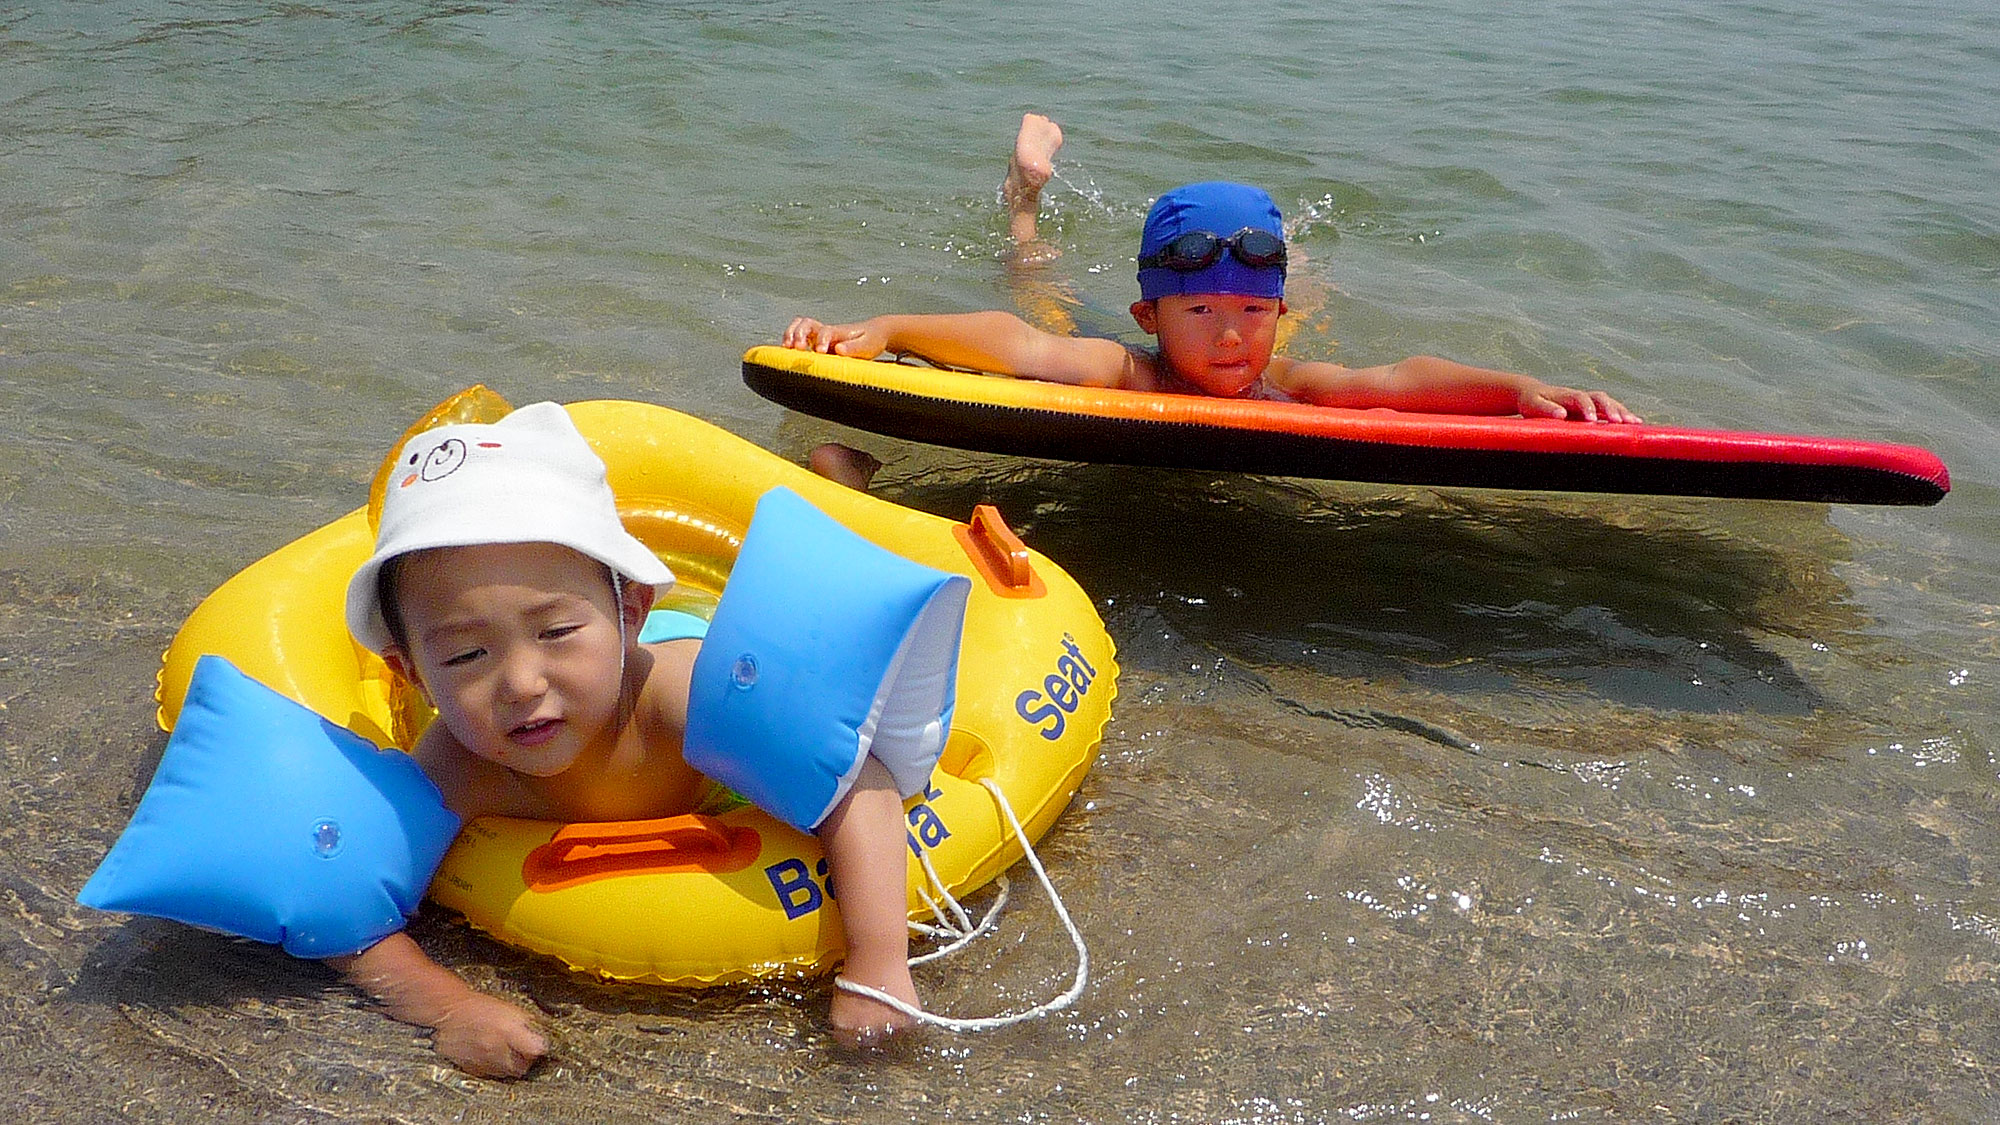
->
[78, 655, 462, 958]
[683, 487, 971, 833]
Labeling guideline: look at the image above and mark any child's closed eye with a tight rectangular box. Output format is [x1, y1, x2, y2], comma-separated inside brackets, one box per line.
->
[441, 647, 486, 667]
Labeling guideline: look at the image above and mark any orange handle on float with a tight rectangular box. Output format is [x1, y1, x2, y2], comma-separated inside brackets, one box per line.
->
[953, 504, 1046, 598]
[522, 815, 762, 890]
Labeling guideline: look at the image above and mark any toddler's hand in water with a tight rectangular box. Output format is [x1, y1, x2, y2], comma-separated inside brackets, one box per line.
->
[829, 966, 921, 1050]
[432, 992, 548, 1079]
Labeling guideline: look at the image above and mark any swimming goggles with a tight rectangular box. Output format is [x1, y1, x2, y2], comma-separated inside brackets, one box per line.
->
[1137, 227, 1288, 272]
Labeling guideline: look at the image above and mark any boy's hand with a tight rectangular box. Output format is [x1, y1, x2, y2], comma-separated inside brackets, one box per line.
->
[431, 992, 549, 1079]
[830, 972, 919, 1049]
[1519, 383, 1643, 424]
[783, 317, 888, 360]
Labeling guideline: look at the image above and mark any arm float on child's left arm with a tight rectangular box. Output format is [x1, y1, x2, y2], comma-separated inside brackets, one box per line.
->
[683, 486, 972, 833]
[78, 654, 462, 958]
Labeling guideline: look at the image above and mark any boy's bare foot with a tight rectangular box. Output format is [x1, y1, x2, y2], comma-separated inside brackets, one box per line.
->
[809, 443, 882, 490]
[1003, 113, 1064, 247]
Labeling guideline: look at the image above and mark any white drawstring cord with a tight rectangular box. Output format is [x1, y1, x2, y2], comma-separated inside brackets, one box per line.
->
[835, 777, 1089, 1031]
[910, 874, 1009, 967]
[914, 835, 976, 933]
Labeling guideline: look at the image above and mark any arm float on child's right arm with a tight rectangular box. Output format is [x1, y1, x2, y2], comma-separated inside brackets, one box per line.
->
[78, 654, 461, 958]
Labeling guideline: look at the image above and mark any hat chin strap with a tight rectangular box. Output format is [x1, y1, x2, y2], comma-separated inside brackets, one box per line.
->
[612, 571, 631, 717]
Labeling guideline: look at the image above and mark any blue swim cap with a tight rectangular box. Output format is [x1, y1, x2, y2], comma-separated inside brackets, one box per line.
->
[1137, 182, 1287, 301]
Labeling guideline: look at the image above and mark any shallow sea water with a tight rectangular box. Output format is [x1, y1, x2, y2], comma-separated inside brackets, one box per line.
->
[5, 1, 2000, 1121]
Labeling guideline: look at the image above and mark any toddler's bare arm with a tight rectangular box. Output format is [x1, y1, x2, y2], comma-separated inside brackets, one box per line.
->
[330, 931, 548, 1078]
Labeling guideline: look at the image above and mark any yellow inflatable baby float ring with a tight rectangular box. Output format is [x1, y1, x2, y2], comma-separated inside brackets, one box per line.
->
[157, 388, 1117, 985]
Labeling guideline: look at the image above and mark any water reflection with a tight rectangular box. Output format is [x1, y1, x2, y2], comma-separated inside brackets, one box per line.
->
[876, 451, 1861, 718]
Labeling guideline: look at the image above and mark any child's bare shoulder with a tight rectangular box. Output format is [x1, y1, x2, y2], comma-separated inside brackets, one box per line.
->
[635, 638, 701, 731]
[1109, 345, 1168, 392]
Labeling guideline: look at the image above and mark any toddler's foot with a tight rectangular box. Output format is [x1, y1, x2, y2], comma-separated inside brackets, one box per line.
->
[1004, 113, 1064, 246]
[809, 443, 882, 490]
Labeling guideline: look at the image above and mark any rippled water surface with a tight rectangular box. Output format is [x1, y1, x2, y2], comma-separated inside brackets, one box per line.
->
[5, 1, 2000, 1121]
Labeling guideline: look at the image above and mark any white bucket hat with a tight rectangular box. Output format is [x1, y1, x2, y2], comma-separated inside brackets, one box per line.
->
[345, 401, 674, 655]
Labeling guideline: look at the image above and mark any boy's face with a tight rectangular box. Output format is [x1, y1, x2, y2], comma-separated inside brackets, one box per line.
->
[385, 541, 644, 778]
[1130, 293, 1286, 396]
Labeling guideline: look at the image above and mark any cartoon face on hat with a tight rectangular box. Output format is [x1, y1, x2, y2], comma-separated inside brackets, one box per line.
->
[345, 401, 674, 655]
[410, 437, 469, 483]
[1136, 181, 1288, 301]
